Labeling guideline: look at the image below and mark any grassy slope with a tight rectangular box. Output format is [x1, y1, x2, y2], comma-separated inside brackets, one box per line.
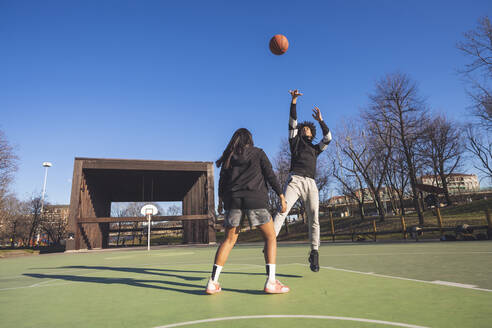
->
[234, 198, 492, 243]
[0, 249, 39, 258]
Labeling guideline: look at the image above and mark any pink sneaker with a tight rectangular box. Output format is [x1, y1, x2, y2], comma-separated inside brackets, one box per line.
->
[205, 278, 222, 295]
[264, 279, 290, 294]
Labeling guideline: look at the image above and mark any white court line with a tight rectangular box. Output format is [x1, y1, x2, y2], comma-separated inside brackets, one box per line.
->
[284, 251, 492, 258]
[0, 269, 103, 291]
[154, 252, 195, 257]
[3, 250, 489, 280]
[30, 279, 56, 287]
[431, 280, 477, 289]
[105, 252, 195, 260]
[0, 268, 95, 280]
[113, 250, 492, 266]
[0, 262, 211, 290]
[104, 255, 137, 260]
[296, 263, 492, 293]
[153, 315, 429, 328]
[0, 281, 77, 291]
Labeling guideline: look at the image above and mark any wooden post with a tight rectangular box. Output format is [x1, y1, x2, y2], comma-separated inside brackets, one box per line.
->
[372, 219, 377, 242]
[486, 208, 492, 240]
[436, 206, 444, 238]
[400, 215, 407, 239]
[329, 209, 335, 243]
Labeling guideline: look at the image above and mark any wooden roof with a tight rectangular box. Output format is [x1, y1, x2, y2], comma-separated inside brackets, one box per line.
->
[75, 158, 213, 202]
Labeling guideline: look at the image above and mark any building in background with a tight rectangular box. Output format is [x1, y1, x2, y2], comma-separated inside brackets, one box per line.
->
[39, 205, 69, 245]
[418, 174, 480, 194]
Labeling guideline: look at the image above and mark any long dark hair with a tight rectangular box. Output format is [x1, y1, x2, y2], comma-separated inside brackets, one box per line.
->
[216, 128, 254, 169]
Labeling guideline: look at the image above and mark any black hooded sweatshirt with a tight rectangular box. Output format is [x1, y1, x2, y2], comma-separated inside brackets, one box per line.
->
[288, 103, 332, 178]
[219, 146, 282, 209]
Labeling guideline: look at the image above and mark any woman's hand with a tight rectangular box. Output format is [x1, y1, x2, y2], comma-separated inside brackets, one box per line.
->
[280, 194, 287, 213]
[218, 198, 224, 215]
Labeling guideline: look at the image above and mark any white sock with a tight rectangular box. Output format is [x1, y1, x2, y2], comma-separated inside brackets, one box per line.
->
[267, 264, 276, 281]
[212, 264, 222, 282]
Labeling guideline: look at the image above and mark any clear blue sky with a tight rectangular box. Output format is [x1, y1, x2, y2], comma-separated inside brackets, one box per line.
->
[1, 0, 491, 205]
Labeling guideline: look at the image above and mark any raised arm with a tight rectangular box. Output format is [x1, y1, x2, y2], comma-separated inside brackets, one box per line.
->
[312, 106, 332, 153]
[288, 89, 302, 139]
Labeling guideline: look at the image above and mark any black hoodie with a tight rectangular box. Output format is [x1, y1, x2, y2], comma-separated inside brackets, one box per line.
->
[288, 103, 332, 178]
[219, 146, 282, 209]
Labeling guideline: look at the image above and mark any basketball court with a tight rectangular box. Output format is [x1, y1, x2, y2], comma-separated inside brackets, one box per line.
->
[1, 241, 491, 327]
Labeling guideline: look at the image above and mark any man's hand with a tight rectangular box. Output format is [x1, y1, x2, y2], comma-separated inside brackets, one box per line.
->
[289, 89, 303, 103]
[312, 106, 323, 122]
[280, 194, 287, 213]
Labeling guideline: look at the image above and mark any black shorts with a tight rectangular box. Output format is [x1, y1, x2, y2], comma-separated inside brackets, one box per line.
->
[225, 196, 266, 210]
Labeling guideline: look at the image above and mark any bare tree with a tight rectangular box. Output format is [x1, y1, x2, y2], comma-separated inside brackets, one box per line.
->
[330, 138, 367, 219]
[364, 73, 427, 224]
[384, 151, 411, 216]
[40, 206, 68, 246]
[315, 155, 331, 203]
[0, 130, 18, 213]
[457, 16, 492, 184]
[457, 16, 492, 129]
[330, 117, 393, 221]
[0, 195, 29, 247]
[167, 204, 182, 216]
[465, 124, 492, 181]
[418, 114, 465, 205]
[111, 203, 127, 246]
[24, 195, 43, 246]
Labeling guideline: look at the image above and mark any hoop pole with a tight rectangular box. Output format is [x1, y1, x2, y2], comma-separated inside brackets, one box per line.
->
[147, 214, 151, 251]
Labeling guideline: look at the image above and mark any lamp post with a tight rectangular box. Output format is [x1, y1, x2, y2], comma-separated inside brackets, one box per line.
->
[40, 162, 52, 215]
[37, 162, 52, 245]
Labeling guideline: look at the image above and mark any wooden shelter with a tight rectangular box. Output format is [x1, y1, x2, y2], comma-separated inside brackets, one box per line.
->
[66, 158, 215, 251]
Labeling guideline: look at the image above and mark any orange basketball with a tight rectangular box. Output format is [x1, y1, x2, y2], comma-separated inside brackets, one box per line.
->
[269, 34, 289, 55]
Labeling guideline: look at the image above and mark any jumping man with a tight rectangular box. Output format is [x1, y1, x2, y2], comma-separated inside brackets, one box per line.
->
[273, 89, 332, 272]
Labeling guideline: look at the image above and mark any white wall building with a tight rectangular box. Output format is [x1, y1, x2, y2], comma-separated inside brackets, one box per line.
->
[418, 173, 480, 194]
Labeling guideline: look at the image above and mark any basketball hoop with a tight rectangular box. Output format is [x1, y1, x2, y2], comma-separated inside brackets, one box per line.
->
[140, 204, 158, 216]
[140, 204, 158, 251]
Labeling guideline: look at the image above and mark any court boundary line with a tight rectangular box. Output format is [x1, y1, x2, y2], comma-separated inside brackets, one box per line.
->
[153, 314, 430, 328]
[295, 263, 492, 292]
[3, 259, 492, 293]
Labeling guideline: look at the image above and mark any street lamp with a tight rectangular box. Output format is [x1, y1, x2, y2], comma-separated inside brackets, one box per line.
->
[38, 162, 52, 245]
[40, 162, 52, 214]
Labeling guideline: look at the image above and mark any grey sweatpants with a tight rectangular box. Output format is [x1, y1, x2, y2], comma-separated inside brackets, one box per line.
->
[273, 174, 320, 250]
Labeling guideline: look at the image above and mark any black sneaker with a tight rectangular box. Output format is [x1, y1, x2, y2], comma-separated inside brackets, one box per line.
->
[309, 250, 319, 272]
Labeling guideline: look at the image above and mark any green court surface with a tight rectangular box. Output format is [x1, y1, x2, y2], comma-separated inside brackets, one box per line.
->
[1, 241, 491, 328]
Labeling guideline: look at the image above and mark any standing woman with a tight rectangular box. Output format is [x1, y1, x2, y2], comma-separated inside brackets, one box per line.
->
[206, 128, 289, 294]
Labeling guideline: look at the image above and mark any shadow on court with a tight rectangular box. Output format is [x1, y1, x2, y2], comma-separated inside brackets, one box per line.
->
[22, 266, 302, 295]
[32, 265, 303, 281]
